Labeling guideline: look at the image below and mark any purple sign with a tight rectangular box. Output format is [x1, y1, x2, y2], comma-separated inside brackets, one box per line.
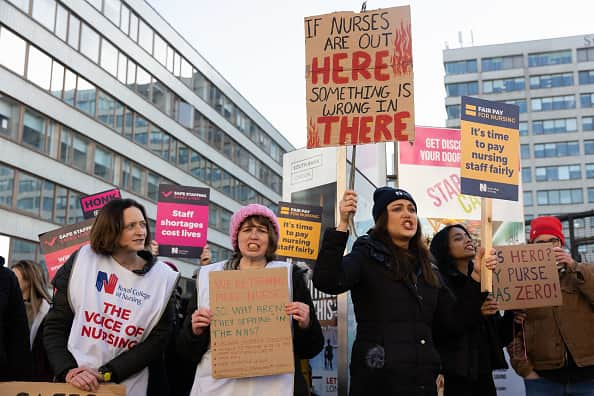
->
[155, 185, 209, 258]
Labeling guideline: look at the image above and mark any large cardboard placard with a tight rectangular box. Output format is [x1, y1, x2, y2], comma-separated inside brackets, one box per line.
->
[0, 382, 125, 396]
[277, 201, 322, 260]
[38, 218, 94, 280]
[492, 244, 562, 310]
[398, 126, 524, 221]
[155, 184, 209, 258]
[209, 267, 294, 379]
[79, 188, 121, 219]
[305, 6, 414, 148]
[460, 96, 519, 201]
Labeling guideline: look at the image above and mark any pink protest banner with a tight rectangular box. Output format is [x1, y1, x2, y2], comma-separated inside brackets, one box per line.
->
[492, 243, 562, 310]
[155, 184, 209, 258]
[79, 188, 121, 219]
[38, 218, 94, 280]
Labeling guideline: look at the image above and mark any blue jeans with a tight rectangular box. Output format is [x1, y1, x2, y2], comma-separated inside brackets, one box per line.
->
[525, 378, 594, 396]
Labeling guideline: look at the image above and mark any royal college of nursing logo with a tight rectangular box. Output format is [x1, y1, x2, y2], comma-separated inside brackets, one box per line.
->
[96, 271, 118, 294]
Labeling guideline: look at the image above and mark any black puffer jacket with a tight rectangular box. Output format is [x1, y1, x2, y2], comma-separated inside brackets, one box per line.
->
[435, 263, 513, 379]
[43, 250, 175, 396]
[313, 229, 486, 396]
[0, 265, 32, 381]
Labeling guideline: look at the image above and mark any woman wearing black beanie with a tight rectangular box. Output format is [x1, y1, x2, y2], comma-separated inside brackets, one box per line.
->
[313, 187, 496, 395]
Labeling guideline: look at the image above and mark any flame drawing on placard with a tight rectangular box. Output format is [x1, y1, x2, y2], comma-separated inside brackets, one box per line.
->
[307, 118, 321, 148]
[391, 21, 413, 76]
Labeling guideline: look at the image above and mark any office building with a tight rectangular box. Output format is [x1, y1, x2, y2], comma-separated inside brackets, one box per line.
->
[444, 34, 594, 256]
[0, 0, 293, 279]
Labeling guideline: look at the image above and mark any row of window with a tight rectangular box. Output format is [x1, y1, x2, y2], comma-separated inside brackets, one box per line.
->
[447, 94, 594, 120]
[9, 0, 285, 164]
[524, 188, 585, 207]
[521, 164, 594, 183]
[81, 0, 284, 163]
[0, 27, 278, 207]
[520, 140, 594, 159]
[446, 71, 594, 97]
[0, 10, 281, 192]
[0, 160, 233, 263]
[0, 93, 239, 237]
[445, 48, 594, 75]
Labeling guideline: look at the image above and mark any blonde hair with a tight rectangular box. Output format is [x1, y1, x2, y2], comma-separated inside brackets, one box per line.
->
[10, 260, 51, 320]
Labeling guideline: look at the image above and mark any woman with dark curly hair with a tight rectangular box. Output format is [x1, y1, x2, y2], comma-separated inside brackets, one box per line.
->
[430, 224, 513, 396]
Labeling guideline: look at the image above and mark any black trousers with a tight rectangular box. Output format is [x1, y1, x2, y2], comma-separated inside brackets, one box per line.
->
[444, 373, 496, 396]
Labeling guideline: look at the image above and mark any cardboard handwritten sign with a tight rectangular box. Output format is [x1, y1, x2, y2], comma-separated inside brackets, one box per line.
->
[80, 188, 121, 219]
[492, 244, 562, 310]
[277, 202, 322, 260]
[460, 96, 519, 201]
[305, 6, 415, 148]
[0, 382, 125, 396]
[155, 184, 209, 258]
[209, 267, 294, 379]
[38, 218, 94, 280]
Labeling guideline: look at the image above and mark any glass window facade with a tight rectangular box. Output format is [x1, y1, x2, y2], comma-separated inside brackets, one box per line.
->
[579, 70, 594, 85]
[536, 189, 583, 205]
[524, 191, 533, 207]
[481, 55, 523, 71]
[535, 165, 581, 181]
[521, 144, 530, 159]
[528, 50, 572, 67]
[519, 121, 528, 136]
[532, 118, 577, 135]
[580, 93, 594, 108]
[521, 167, 532, 183]
[446, 81, 478, 97]
[534, 141, 580, 158]
[530, 72, 573, 89]
[586, 140, 594, 154]
[578, 47, 594, 63]
[531, 95, 576, 112]
[0, 27, 27, 75]
[444, 59, 477, 75]
[583, 116, 594, 131]
[483, 77, 525, 94]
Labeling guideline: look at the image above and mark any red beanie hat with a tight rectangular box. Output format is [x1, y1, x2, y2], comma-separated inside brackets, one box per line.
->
[529, 216, 565, 245]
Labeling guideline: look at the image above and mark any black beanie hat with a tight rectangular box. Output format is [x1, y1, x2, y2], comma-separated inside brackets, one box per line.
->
[372, 187, 417, 221]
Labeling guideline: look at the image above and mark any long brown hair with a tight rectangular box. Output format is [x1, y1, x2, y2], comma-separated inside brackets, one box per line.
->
[369, 210, 440, 287]
[10, 260, 51, 319]
[227, 215, 278, 269]
[90, 198, 151, 255]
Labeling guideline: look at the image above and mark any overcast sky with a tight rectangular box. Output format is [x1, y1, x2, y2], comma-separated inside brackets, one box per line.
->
[148, 0, 594, 149]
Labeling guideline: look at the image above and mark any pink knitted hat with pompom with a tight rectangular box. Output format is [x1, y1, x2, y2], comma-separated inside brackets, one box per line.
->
[229, 204, 280, 250]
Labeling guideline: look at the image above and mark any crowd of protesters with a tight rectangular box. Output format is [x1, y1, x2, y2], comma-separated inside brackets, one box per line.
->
[0, 189, 592, 396]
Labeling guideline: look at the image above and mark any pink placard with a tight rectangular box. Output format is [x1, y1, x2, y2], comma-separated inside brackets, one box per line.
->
[398, 126, 460, 167]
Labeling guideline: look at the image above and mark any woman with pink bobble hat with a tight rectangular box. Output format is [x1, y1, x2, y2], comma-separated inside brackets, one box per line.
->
[176, 204, 323, 396]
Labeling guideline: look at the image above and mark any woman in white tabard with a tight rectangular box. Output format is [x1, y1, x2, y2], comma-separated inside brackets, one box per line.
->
[177, 204, 324, 396]
[43, 198, 179, 396]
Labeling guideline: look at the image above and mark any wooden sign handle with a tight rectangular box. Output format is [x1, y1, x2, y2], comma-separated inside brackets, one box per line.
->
[480, 198, 493, 293]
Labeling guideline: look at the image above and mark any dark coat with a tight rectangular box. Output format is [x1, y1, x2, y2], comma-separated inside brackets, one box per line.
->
[43, 250, 175, 396]
[176, 264, 324, 396]
[0, 266, 32, 381]
[434, 263, 513, 380]
[31, 318, 54, 381]
[313, 229, 486, 396]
